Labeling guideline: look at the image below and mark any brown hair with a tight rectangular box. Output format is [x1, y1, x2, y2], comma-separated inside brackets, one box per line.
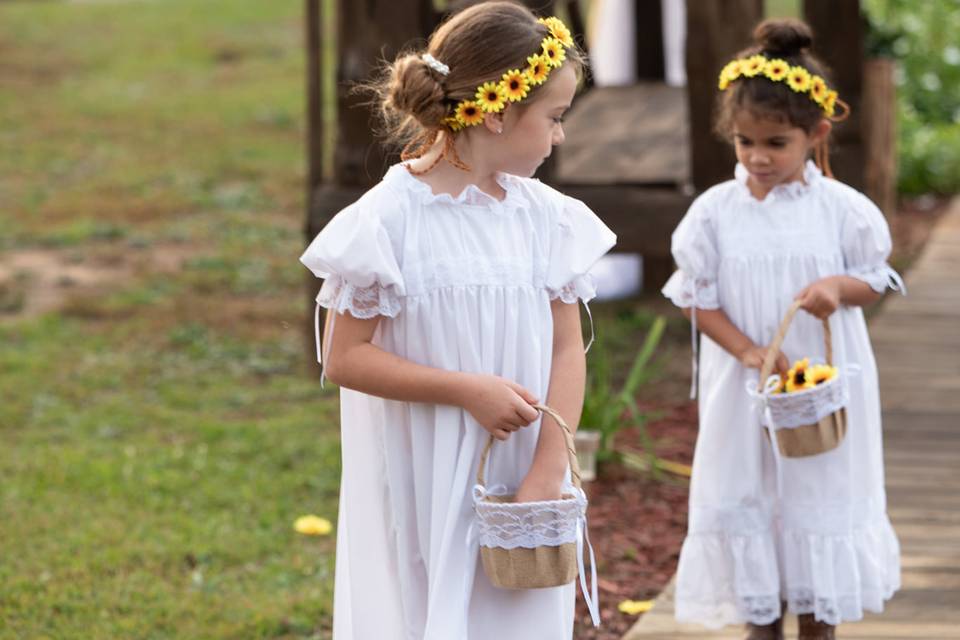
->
[369, 1, 585, 148]
[715, 18, 831, 138]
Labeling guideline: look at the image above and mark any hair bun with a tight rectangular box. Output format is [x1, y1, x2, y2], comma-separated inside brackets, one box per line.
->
[754, 18, 813, 57]
[384, 53, 448, 129]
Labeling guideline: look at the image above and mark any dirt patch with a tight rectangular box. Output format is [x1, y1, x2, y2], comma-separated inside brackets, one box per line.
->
[0, 242, 202, 322]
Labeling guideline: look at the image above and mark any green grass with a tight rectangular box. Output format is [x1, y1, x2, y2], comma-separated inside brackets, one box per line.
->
[0, 1, 342, 637]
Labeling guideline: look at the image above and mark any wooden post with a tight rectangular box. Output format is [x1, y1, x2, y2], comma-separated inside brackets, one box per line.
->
[306, 0, 322, 202]
[304, 0, 439, 372]
[684, 0, 763, 191]
[635, 0, 664, 81]
[803, 0, 865, 190]
[304, 0, 323, 372]
[862, 57, 896, 217]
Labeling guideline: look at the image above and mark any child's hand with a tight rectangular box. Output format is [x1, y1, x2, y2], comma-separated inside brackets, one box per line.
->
[514, 470, 563, 503]
[461, 374, 539, 441]
[795, 277, 841, 319]
[739, 344, 789, 376]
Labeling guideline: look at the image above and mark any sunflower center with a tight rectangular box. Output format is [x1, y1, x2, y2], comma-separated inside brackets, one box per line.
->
[510, 80, 519, 90]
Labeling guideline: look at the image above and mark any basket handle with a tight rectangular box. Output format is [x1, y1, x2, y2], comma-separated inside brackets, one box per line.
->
[476, 404, 582, 491]
[757, 299, 833, 392]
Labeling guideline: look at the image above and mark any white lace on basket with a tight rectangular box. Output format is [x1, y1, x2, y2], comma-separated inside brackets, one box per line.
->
[746, 363, 860, 430]
[472, 484, 587, 548]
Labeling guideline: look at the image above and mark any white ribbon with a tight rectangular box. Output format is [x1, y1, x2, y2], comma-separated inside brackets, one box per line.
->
[576, 498, 601, 627]
[689, 305, 698, 399]
[885, 266, 907, 295]
[313, 298, 337, 389]
[583, 300, 596, 353]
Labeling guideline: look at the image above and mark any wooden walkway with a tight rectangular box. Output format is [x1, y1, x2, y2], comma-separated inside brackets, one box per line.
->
[625, 198, 960, 639]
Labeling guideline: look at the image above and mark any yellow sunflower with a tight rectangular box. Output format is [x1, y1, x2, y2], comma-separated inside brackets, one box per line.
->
[539, 16, 573, 47]
[784, 358, 813, 393]
[718, 60, 743, 90]
[475, 81, 507, 113]
[444, 115, 463, 132]
[541, 36, 566, 68]
[786, 66, 812, 93]
[742, 55, 767, 78]
[526, 53, 551, 85]
[764, 58, 790, 82]
[809, 75, 828, 105]
[785, 369, 813, 393]
[823, 89, 838, 116]
[500, 69, 531, 102]
[809, 364, 838, 386]
[455, 100, 484, 127]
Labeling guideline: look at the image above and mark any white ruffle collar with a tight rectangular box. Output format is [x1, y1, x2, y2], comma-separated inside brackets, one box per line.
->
[734, 160, 823, 204]
[389, 163, 525, 214]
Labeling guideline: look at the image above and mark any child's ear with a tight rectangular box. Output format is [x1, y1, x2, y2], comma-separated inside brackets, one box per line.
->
[482, 111, 505, 135]
[811, 119, 832, 146]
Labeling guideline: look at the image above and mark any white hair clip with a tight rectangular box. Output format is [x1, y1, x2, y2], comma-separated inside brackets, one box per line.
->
[421, 53, 450, 77]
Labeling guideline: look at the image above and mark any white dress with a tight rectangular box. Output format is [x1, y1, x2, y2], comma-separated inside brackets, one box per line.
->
[301, 164, 616, 640]
[662, 162, 903, 628]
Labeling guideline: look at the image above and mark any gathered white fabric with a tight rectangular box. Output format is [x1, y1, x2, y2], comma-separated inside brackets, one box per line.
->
[662, 161, 903, 628]
[301, 164, 616, 639]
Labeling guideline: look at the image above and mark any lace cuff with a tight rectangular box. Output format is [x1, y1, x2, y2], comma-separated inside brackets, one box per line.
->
[546, 274, 597, 304]
[317, 275, 402, 319]
[846, 263, 906, 295]
[662, 270, 720, 309]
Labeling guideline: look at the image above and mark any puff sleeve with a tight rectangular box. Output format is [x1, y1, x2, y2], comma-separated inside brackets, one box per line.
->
[840, 191, 905, 295]
[545, 195, 617, 304]
[300, 195, 405, 320]
[661, 197, 721, 310]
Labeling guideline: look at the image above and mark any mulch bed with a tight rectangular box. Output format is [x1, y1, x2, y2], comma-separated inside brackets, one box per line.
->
[574, 401, 698, 639]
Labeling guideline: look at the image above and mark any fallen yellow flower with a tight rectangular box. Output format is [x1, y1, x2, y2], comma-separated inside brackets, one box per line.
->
[618, 599, 655, 615]
[294, 515, 333, 536]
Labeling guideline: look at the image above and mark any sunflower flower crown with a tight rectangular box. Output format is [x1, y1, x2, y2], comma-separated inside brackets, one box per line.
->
[443, 16, 573, 131]
[718, 54, 847, 119]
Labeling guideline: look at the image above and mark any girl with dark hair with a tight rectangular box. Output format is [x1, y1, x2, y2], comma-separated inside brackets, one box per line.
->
[662, 18, 903, 640]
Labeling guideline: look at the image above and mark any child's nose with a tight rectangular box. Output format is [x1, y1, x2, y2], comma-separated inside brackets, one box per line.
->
[553, 125, 565, 146]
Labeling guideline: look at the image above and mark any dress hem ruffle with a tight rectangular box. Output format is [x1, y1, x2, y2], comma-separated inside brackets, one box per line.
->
[675, 515, 901, 627]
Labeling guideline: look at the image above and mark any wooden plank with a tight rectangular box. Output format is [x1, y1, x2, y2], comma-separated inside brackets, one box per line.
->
[554, 84, 690, 186]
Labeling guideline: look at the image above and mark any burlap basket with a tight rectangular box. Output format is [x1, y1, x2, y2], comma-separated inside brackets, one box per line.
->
[752, 300, 850, 458]
[473, 405, 587, 590]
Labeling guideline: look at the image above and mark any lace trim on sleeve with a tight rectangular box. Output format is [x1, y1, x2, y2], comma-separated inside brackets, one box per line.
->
[317, 276, 402, 319]
[546, 273, 597, 304]
[662, 271, 720, 309]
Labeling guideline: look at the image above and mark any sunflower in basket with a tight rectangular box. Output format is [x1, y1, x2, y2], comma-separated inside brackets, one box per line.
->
[773, 358, 838, 394]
